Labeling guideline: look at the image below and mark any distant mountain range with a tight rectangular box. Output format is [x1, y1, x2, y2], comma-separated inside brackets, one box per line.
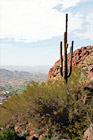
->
[0, 65, 51, 74]
[0, 68, 48, 98]
[0, 69, 48, 85]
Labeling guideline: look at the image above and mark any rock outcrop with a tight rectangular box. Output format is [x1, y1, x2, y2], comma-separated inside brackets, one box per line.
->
[48, 46, 93, 80]
[84, 123, 93, 140]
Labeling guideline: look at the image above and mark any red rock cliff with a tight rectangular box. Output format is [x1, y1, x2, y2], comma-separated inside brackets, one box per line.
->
[48, 46, 93, 80]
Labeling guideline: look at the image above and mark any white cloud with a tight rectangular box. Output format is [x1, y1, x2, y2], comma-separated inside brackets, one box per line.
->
[59, 0, 81, 10]
[74, 13, 93, 41]
[82, 13, 93, 40]
[0, 0, 92, 42]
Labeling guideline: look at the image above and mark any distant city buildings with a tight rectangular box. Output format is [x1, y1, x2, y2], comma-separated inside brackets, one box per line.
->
[0, 97, 7, 104]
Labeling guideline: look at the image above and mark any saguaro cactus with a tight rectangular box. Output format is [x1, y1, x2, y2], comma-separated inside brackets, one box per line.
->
[60, 13, 74, 82]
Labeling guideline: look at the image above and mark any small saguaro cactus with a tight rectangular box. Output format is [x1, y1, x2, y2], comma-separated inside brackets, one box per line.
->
[60, 13, 74, 82]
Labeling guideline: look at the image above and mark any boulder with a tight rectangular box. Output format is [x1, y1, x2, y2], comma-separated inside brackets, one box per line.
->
[84, 123, 93, 140]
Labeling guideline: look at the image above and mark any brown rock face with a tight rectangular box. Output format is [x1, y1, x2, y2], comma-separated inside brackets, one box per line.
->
[84, 123, 93, 140]
[48, 46, 93, 80]
[14, 121, 28, 133]
[27, 136, 38, 140]
[88, 64, 93, 79]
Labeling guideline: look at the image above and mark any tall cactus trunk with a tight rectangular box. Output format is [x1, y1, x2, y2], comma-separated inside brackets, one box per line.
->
[65, 13, 68, 43]
[68, 41, 74, 77]
[63, 14, 68, 82]
[63, 32, 67, 82]
[60, 41, 63, 76]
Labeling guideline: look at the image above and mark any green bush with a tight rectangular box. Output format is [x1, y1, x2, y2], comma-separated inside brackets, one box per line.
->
[28, 82, 91, 139]
[0, 67, 92, 139]
[89, 79, 93, 85]
[0, 128, 19, 140]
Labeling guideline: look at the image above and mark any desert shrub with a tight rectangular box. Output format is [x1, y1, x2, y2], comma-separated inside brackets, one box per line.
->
[89, 79, 93, 85]
[0, 128, 19, 140]
[0, 67, 92, 139]
[56, 65, 60, 70]
[28, 82, 91, 139]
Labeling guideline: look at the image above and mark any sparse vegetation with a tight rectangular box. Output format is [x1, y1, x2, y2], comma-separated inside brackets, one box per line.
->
[89, 79, 93, 85]
[0, 127, 19, 140]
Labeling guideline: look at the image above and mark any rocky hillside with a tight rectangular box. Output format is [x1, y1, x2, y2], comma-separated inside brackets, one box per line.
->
[48, 46, 93, 82]
[0, 46, 93, 140]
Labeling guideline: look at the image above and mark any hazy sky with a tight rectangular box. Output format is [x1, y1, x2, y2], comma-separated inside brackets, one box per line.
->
[0, 0, 93, 66]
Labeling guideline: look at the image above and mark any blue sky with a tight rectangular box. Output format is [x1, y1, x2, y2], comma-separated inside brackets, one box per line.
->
[0, 0, 93, 66]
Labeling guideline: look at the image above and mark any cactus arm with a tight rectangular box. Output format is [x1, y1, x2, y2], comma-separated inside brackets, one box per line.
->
[68, 41, 74, 77]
